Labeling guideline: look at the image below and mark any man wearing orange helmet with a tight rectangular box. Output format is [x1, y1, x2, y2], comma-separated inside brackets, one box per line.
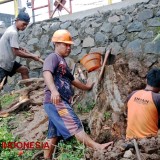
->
[43, 29, 113, 159]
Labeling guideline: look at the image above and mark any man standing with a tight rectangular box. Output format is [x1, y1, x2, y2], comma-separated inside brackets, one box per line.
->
[43, 29, 113, 159]
[0, 11, 40, 86]
[126, 68, 160, 139]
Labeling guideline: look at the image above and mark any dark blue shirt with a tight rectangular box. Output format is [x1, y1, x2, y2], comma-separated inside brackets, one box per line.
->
[43, 53, 74, 104]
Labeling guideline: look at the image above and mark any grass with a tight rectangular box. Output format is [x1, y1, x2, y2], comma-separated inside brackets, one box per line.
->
[56, 137, 85, 160]
[0, 93, 19, 109]
[77, 100, 96, 113]
[0, 116, 36, 160]
[104, 111, 111, 120]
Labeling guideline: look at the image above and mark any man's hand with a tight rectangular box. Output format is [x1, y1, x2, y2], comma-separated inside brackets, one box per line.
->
[85, 80, 94, 90]
[72, 79, 94, 90]
[13, 47, 42, 62]
[51, 90, 61, 105]
[32, 55, 40, 61]
[20, 48, 40, 61]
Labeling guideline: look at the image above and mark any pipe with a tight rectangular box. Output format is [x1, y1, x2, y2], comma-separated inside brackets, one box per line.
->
[108, 0, 112, 4]
[0, 0, 20, 17]
[69, 0, 72, 14]
[32, 4, 48, 10]
[31, 0, 35, 22]
[14, 0, 18, 17]
[0, 0, 13, 4]
[48, 0, 51, 18]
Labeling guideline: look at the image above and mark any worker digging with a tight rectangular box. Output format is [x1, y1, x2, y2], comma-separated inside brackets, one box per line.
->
[42, 29, 113, 159]
[0, 10, 42, 91]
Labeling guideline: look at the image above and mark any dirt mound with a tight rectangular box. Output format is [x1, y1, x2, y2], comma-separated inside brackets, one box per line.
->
[86, 135, 160, 160]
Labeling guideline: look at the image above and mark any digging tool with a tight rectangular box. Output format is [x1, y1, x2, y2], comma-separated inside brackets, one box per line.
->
[72, 62, 77, 75]
[0, 77, 6, 90]
[77, 67, 87, 83]
[98, 48, 112, 82]
[22, 48, 44, 64]
[133, 139, 141, 160]
[72, 60, 81, 75]
[120, 142, 134, 151]
[71, 61, 87, 83]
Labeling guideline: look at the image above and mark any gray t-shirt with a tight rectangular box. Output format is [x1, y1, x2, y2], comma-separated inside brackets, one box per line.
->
[0, 24, 19, 71]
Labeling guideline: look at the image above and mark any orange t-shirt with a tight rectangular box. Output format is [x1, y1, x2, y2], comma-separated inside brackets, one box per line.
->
[126, 90, 159, 139]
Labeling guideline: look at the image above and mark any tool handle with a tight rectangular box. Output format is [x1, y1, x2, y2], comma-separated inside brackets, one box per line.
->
[77, 67, 87, 83]
[133, 139, 141, 160]
[23, 49, 44, 64]
[72, 63, 77, 75]
[98, 48, 111, 82]
[39, 58, 44, 64]
[0, 77, 6, 90]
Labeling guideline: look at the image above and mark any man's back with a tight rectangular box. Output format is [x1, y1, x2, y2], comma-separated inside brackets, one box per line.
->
[0, 24, 19, 71]
[126, 90, 159, 139]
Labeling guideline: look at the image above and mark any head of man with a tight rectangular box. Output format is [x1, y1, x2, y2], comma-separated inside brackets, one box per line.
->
[52, 30, 74, 57]
[15, 11, 30, 31]
[146, 68, 160, 92]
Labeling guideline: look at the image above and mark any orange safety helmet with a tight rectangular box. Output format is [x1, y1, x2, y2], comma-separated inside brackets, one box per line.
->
[52, 29, 74, 44]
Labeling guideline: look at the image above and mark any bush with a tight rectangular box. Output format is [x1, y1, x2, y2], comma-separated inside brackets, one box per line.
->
[0, 117, 35, 160]
[56, 137, 85, 160]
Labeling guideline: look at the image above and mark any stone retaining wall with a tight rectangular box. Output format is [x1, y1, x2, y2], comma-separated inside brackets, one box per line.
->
[4, 0, 160, 91]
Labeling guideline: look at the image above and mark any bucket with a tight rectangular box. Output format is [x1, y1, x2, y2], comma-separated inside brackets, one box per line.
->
[80, 52, 101, 72]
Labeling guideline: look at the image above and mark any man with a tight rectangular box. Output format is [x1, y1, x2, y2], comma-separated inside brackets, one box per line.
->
[43, 29, 113, 159]
[126, 68, 160, 139]
[0, 11, 40, 87]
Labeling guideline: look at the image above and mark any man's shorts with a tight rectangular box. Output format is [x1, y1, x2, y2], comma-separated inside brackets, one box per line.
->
[44, 101, 83, 140]
[0, 61, 22, 84]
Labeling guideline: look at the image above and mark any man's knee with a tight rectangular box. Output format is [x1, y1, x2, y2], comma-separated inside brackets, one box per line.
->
[17, 66, 29, 75]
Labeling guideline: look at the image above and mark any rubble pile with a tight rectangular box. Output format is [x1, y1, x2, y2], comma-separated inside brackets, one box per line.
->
[86, 136, 160, 160]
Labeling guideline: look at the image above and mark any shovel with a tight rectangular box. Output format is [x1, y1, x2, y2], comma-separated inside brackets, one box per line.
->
[0, 77, 6, 90]
[98, 48, 112, 82]
[133, 139, 142, 160]
[77, 67, 87, 83]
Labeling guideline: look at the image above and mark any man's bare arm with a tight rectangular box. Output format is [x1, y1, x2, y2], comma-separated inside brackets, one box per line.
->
[12, 48, 40, 61]
[72, 79, 94, 91]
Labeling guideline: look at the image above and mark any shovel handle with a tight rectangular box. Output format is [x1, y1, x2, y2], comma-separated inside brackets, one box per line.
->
[0, 77, 6, 90]
[24, 49, 44, 64]
[77, 67, 87, 83]
[98, 49, 111, 82]
[133, 139, 141, 160]
[72, 63, 77, 75]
